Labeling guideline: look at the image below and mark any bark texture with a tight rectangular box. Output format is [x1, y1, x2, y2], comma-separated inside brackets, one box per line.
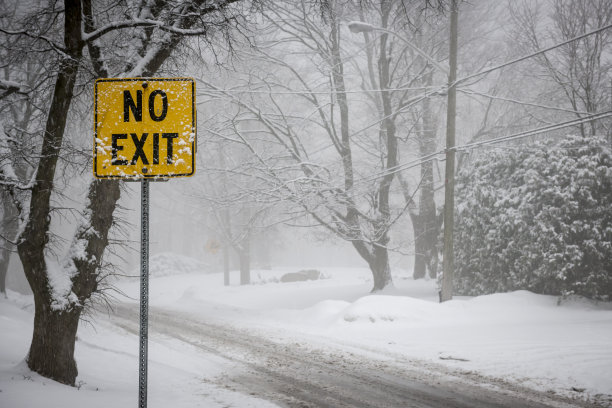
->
[28, 302, 81, 382]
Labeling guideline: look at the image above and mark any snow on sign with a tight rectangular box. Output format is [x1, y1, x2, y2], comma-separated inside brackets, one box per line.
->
[94, 78, 196, 179]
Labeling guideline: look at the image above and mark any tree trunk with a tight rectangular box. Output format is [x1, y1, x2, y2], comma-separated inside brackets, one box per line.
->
[239, 234, 250, 285]
[67, 180, 121, 303]
[0, 192, 18, 295]
[371, 243, 392, 291]
[331, 0, 395, 293]
[17, 0, 82, 385]
[0, 246, 8, 295]
[411, 213, 427, 279]
[423, 207, 440, 280]
[413, 159, 440, 280]
[239, 253, 250, 285]
[351, 239, 393, 292]
[370, 0, 396, 291]
[223, 243, 230, 286]
[419, 67, 439, 279]
[28, 299, 81, 384]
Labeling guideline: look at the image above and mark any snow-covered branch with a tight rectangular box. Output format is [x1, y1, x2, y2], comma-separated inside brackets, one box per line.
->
[81, 19, 207, 43]
[83, 0, 242, 43]
[0, 79, 29, 99]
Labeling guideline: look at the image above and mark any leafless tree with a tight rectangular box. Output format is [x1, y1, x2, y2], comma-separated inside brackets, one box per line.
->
[193, 135, 278, 285]
[1, 0, 252, 386]
[350, 1, 450, 280]
[508, 0, 612, 138]
[0, 0, 56, 296]
[200, 0, 431, 291]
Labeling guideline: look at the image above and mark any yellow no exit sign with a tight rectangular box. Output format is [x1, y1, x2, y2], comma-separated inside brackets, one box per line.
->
[94, 78, 196, 179]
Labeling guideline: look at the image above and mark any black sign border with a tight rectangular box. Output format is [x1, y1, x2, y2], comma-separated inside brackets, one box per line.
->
[94, 77, 196, 179]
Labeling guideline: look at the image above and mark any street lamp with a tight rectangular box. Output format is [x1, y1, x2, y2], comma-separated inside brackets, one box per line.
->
[348, 10, 458, 302]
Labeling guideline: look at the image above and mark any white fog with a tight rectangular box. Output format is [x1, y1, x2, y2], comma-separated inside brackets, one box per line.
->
[1, 0, 611, 407]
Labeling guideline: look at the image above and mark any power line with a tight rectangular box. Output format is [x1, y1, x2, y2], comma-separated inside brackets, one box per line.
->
[454, 23, 612, 86]
[346, 110, 612, 188]
[458, 89, 590, 115]
[198, 22, 612, 158]
[197, 21, 612, 193]
[341, 22, 612, 188]
[452, 110, 612, 152]
[201, 112, 611, 200]
[197, 23, 611, 98]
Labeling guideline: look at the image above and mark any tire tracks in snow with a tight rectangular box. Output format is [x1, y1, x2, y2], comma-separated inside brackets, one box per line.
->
[109, 303, 602, 408]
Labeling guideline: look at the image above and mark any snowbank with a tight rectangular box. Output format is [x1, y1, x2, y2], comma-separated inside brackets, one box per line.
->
[117, 267, 612, 402]
[0, 290, 279, 408]
[2, 264, 611, 406]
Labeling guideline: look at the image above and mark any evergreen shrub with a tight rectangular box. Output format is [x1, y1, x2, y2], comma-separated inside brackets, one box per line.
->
[453, 135, 612, 300]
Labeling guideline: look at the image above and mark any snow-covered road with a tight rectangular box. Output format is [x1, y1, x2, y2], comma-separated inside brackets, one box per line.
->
[110, 302, 596, 408]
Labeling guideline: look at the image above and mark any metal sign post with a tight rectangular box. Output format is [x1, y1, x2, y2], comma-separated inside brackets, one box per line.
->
[139, 179, 149, 408]
[93, 77, 195, 408]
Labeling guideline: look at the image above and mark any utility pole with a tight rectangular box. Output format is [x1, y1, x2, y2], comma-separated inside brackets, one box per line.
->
[440, 0, 458, 302]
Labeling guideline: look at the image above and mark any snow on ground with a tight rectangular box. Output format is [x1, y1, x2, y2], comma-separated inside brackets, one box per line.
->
[0, 290, 280, 408]
[1, 253, 612, 407]
[119, 261, 612, 403]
